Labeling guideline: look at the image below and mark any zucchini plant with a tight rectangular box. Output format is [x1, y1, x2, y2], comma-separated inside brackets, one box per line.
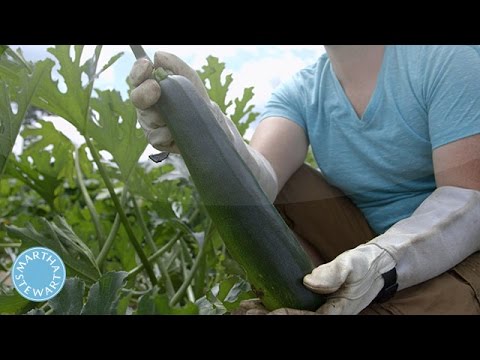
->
[0, 45, 311, 315]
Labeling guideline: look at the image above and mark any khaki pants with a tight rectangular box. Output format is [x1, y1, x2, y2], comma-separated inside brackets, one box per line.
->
[274, 164, 480, 315]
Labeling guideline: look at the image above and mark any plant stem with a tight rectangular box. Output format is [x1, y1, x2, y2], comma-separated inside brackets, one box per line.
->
[96, 213, 121, 267]
[0, 270, 11, 286]
[165, 245, 181, 270]
[120, 288, 151, 296]
[187, 208, 200, 226]
[180, 241, 195, 303]
[85, 137, 156, 284]
[96, 188, 128, 267]
[130, 193, 175, 298]
[126, 233, 180, 280]
[193, 252, 207, 298]
[74, 147, 105, 249]
[0, 243, 21, 248]
[169, 222, 214, 307]
[6, 47, 33, 73]
[169, 218, 200, 244]
[130, 195, 156, 251]
[82, 45, 102, 135]
[180, 239, 194, 265]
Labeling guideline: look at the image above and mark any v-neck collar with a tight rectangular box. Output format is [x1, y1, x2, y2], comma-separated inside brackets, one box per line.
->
[329, 45, 390, 126]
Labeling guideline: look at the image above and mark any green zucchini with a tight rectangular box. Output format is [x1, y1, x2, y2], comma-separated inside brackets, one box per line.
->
[156, 75, 324, 311]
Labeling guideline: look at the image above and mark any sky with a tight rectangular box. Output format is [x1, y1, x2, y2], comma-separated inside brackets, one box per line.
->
[13, 45, 326, 160]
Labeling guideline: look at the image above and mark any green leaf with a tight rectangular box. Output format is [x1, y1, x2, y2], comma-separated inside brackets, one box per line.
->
[35, 46, 101, 132]
[0, 45, 7, 58]
[49, 278, 85, 315]
[197, 56, 258, 138]
[196, 276, 255, 315]
[0, 46, 101, 134]
[78, 143, 95, 179]
[136, 288, 198, 315]
[195, 292, 227, 315]
[0, 59, 49, 177]
[88, 89, 147, 179]
[81, 271, 128, 315]
[5, 121, 75, 207]
[0, 48, 27, 82]
[26, 308, 45, 315]
[0, 178, 46, 228]
[62, 202, 101, 253]
[116, 292, 132, 315]
[6, 216, 101, 283]
[0, 290, 31, 314]
[197, 56, 233, 114]
[0, 46, 32, 72]
[96, 52, 124, 79]
[127, 163, 177, 205]
[221, 278, 254, 310]
[111, 227, 137, 271]
[230, 87, 259, 138]
[22, 120, 75, 184]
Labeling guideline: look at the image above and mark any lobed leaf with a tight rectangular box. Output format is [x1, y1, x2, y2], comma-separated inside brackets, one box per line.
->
[0, 57, 49, 177]
[81, 271, 128, 315]
[49, 277, 85, 315]
[88, 89, 147, 180]
[6, 216, 101, 282]
[5, 121, 75, 210]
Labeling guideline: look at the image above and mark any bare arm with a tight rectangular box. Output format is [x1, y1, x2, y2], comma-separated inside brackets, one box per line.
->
[433, 134, 480, 190]
[250, 117, 309, 193]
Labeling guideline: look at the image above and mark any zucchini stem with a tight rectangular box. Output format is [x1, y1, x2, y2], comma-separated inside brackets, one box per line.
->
[85, 138, 157, 284]
[169, 221, 215, 307]
[126, 232, 180, 280]
[74, 147, 106, 249]
[130, 193, 175, 298]
[96, 187, 128, 267]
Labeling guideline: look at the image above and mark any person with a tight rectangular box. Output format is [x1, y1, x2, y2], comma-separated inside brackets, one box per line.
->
[129, 46, 480, 315]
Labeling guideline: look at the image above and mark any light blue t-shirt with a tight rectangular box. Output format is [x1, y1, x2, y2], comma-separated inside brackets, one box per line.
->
[261, 45, 480, 234]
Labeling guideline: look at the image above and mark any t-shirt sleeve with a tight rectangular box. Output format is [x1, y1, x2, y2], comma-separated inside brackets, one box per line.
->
[259, 73, 308, 135]
[425, 46, 480, 149]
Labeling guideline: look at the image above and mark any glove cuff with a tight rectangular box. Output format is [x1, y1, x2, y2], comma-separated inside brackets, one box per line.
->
[373, 267, 398, 303]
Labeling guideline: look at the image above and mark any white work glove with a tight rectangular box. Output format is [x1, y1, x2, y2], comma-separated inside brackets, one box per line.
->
[129, 51, 278, 201]
[303, 186, 480, 315]
[303, 243, 395, 315]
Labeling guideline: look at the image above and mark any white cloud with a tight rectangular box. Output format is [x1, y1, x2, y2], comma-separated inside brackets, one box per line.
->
[227, 48, 324, 111]
[95, 66, 116, 89]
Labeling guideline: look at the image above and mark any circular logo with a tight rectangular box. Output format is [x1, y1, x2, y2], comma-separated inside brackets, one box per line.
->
[12, 247, 66, 302]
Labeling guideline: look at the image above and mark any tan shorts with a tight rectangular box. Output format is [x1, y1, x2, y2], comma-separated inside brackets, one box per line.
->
[274, 164, 480, 315]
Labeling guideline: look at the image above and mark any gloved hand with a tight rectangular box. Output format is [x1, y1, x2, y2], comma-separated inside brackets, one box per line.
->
[302, 244, 395, 315]
[129, 52, 278, 201]
[129, 52, 212, 154]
